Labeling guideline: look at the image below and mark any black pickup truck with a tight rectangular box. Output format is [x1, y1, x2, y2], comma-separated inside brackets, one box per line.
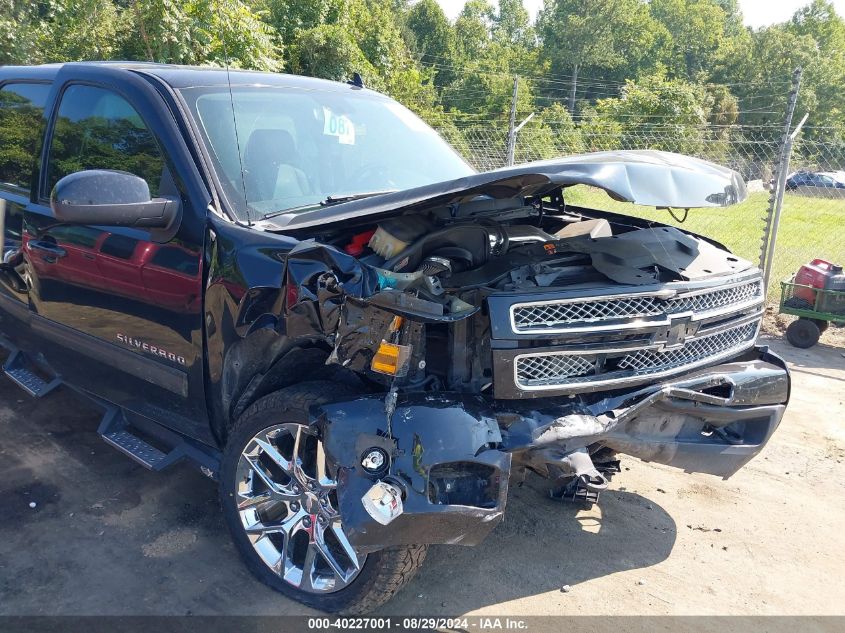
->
[0, 62, 789, 614]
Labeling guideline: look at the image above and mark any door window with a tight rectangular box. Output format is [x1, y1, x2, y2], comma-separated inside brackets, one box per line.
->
[150, 245, 199, 276]
[49, 225, 101, 249]
[100, 234, 138, 260]
[45, 84, 165, 197]
[0, 82, 51, 191]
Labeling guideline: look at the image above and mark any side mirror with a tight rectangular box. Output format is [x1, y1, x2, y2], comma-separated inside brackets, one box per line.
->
[50, 170, 180, 233]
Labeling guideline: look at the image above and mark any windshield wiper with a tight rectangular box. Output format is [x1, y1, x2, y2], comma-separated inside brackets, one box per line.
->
[263, 190, 396, 219]
[321, 190, 397, 205]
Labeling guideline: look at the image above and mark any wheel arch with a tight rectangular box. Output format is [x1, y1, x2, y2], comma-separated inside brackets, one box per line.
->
[219, 335, 366, 445]
[228, 340, 360, 425]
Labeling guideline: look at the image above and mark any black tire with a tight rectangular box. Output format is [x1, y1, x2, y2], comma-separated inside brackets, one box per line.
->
[811, 318, 830, 334]
[220, 381, 427, 614]
[786, 318, 821, 348]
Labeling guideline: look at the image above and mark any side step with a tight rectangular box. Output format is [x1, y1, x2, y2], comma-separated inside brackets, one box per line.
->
[101, 429, 176, 470]
[2, 350, 62, 398]
[97, 407, 218, 474]
[98, 408, 183, 471]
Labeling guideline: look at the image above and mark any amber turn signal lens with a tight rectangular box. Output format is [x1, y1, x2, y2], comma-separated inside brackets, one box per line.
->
[371, 340, 411, 376]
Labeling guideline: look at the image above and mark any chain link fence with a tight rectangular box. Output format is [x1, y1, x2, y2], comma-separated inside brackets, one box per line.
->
[437, 120, 845, 311]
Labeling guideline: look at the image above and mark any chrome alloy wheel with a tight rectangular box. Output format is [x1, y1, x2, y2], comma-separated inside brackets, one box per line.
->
[235, 423, 364, 593]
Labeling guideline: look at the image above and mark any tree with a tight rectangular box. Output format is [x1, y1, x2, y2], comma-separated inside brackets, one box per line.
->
[196, 0, 283, 70]
[1, 0, 843, 167]
[578, 103, 623, 151]
[406, 0, 454, 61]
[592, 73, 712, 154]
[736, 26, 818, 127]
[120, 0, 194, 64]
[534, 102, 584, 155]
[713, 0, 745, 36]
[786, 0, 845, 139]
[706, 83, 739, 127]
[494, 0, 534, 48]
[260, 0, 346, 62]
[649, 0, 730, 81]
[788, 0, 845, 49]
[342, 0, 439, 107]
[29, 0, 126, 64]
[436, 0, 543, 116]
[453, 0, 495, 61]
[440, 37, 540, 118]
[0, 1, 39, 64]
[0, 88, 45, 186]
[123, 0, 282, 70]
[405, 0, 456, 87]
[291, 23, 376, 83]
[538, 0, 657, 112]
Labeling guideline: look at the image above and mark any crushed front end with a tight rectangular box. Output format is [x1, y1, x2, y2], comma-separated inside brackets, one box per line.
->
[273, 151, 791, 550]
[313, 302, 789, 549]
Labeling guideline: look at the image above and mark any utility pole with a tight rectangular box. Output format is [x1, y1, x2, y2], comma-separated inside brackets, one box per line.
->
[506, 76, 519, 167]
[760, 67, 803, 290]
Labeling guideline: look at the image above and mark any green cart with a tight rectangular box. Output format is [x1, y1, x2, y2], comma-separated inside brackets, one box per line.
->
[779, 277, 845, 348]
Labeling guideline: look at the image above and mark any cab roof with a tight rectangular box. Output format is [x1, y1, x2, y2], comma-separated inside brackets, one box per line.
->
[0, 61, 378, 95]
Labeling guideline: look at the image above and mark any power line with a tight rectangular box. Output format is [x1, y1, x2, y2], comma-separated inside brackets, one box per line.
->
[419, 56, 630, 89]
[419, 54, 797, 91]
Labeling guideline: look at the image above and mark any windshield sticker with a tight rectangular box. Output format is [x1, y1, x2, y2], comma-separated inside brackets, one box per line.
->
[323, 107, 355, 145]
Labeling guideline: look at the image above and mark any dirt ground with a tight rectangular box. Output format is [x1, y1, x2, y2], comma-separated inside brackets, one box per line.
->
[0, 337, 843, 617]
[763, 303, 845, 348]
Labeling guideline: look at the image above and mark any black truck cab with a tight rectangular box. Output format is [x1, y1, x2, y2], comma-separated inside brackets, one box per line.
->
[0, 63, 790, 614]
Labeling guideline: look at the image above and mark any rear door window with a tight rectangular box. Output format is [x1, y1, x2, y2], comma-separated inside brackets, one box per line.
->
[0, 82, 51, 191]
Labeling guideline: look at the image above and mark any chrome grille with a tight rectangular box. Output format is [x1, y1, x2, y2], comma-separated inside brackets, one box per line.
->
[511, 279, 763, 333]
[513, 320, 759, 390]
[667, 281, 763, 314]
[616, 322, 758, 374]
[515, 295, 663, 328]
[516, 354, 595, 388]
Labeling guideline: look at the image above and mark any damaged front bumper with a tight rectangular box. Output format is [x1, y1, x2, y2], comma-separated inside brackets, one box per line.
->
[310, 346, 789, 551]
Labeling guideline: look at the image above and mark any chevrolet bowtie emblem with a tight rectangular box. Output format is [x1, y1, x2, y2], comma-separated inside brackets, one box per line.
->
[652, 315, 698, 350]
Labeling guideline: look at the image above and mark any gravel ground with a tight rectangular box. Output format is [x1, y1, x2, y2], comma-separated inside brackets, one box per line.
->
[0, 337, 843, 616]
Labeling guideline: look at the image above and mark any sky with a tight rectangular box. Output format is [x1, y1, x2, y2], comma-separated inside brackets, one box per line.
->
[434, 0, 845, 29]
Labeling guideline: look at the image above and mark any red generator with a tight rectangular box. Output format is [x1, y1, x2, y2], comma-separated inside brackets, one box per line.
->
[793, 259, 845, 310]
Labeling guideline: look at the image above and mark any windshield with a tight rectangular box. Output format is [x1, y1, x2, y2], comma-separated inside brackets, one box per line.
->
[180, 85, 474, 222]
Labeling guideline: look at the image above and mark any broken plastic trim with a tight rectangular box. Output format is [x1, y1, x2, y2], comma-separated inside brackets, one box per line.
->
[309, 348, 788, 550]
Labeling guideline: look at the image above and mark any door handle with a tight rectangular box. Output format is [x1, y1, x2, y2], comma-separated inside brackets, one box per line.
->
[29, 241, 67, 260]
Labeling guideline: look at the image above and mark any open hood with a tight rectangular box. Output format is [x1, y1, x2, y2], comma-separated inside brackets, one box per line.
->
[265, 150, 747, 230]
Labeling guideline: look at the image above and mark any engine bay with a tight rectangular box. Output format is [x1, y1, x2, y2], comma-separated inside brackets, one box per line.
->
[299, 198, 754, 319]
[277, 195, 759, 399]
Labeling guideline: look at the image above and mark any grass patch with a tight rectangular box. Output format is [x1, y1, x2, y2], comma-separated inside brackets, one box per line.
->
[562, 187, 845, 296]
